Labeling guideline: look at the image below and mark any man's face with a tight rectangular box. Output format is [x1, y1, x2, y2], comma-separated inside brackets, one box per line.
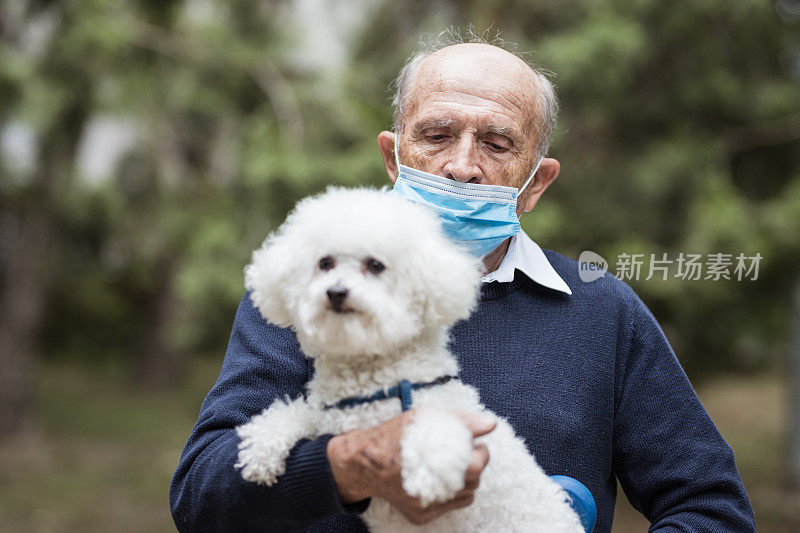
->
[397, 44, 541, 190]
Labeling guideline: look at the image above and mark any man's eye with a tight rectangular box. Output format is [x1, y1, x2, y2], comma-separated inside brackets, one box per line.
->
[319, 256, 335, 271]
[365, 258, 385, 274]
[485, 141, 507, 152]
[429, 134, 448, 141]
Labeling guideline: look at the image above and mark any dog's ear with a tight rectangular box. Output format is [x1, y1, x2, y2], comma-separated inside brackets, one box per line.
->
[244, 230, 295, 327]
[413, 233, 483, 329]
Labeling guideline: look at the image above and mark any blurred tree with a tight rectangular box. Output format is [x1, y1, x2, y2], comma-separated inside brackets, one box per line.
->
[0, 0, 94, 434]
[523, 0, 800, 377]
[1, 0, 799, 437]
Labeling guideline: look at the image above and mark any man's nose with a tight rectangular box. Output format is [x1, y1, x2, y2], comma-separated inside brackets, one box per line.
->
[443, 137, 481, 183]
[326, 285, 348, 308]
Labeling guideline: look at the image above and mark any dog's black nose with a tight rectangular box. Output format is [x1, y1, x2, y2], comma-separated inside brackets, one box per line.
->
[326, 286, 348, 309]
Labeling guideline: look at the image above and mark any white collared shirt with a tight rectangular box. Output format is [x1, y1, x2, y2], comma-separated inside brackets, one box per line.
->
[480, 231, 572, 295]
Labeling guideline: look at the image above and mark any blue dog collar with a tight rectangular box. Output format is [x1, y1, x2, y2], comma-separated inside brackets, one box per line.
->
[323, 375, 459, 412]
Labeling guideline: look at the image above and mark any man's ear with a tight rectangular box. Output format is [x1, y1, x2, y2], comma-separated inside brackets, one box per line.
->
[519, 157, 560, 213]
[377, 131, 398, 184]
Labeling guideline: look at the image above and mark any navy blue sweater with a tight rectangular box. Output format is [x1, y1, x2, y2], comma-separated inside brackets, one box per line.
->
[169, 250, 755, 532]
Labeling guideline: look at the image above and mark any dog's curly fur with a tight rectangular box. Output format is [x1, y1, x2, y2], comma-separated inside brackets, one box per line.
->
[235, 187, 583, 532]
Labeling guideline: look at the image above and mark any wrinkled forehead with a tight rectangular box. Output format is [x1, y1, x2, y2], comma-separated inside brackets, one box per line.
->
[404, 44, 540, 134]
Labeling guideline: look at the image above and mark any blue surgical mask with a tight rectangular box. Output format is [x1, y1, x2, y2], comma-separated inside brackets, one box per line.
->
[390, 137, 543, 258]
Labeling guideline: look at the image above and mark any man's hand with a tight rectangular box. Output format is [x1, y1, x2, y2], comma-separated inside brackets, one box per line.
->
[327, 410, 496, 525]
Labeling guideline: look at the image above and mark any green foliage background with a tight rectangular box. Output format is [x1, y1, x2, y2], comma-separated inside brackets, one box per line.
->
[2, 0, 799, 381]
[1, 1, 800, 530]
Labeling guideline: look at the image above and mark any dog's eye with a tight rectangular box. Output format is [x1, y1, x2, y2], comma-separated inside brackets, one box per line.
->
[319, 256, 335, 271]
[365, 258, 385, 274]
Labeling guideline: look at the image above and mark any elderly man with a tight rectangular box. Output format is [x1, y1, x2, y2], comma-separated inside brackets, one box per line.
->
[170, 39, 755, 532]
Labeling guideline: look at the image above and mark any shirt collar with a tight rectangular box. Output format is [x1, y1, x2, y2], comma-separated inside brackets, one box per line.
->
[481, 231, 572, 295]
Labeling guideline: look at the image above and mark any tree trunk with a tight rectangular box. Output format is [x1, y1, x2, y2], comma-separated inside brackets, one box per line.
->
[0, 93, 90, 436]
[0, 212, 49, 434]
[134, 254, 183, 388]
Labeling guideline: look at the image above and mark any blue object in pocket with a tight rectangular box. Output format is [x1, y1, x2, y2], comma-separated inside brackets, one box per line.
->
[550, 475, 597, 533]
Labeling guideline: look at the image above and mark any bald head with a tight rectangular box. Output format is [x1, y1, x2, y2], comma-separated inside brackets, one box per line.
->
[404, 44, 541, 140]
[392, 41, 558, 160]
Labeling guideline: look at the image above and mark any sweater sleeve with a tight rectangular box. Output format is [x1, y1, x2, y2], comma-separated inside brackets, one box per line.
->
[169, 292, 369, 532]
[611, 291, 755, 532]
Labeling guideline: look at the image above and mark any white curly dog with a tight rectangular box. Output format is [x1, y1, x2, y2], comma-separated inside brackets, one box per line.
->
[235, 187, 583, 532]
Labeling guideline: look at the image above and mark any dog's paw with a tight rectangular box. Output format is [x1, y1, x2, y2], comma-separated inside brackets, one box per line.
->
[400, 409, 473, 507]
[234, 399, 309, 486]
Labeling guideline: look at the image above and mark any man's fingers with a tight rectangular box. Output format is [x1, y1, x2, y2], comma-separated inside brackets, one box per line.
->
[409, 492, 476, 525]
[398, 447, 485, 525]
[443, 491, 475, 510]
[392, 411, 491, 525]
[463, 476, 480, 490]
[456, 443, 490, 492]
[452, 411, 497, 438]
[467, 442, 490, 473]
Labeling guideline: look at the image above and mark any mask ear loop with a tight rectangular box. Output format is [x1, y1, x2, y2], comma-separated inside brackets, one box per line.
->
[518, 156, 543, 195]
[393, 132, 401, 171]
